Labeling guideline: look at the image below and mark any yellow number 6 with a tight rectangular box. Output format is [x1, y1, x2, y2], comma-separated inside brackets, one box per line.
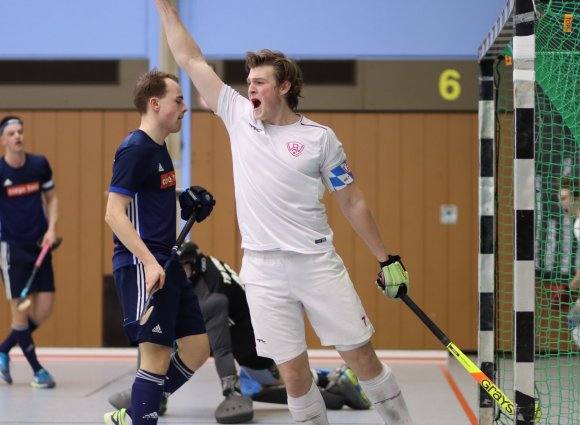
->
[439, 69, 461, 101]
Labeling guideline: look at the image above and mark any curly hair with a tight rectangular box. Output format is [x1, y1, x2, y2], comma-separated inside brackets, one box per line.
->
[245, 49, 303, 111]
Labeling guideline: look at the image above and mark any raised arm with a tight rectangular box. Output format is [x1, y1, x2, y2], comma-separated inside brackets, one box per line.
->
[154, 0, 224, 112]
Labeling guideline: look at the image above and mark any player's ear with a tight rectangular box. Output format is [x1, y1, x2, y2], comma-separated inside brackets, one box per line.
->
[279, 80, 291, 96]
[150, 97, 160, 112]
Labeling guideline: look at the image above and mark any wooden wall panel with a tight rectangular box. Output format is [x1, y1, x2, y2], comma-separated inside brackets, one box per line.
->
[0, 110, 478, 350]
[78, 112, 105, 346]
[52, 112, 82, 346]
[423, 115, 450, 349]
[447, 114, 478, 349]
[375, 114, 404, 348]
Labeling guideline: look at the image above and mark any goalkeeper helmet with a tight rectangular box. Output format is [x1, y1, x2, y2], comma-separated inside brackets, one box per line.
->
[180, 241, 206, 275]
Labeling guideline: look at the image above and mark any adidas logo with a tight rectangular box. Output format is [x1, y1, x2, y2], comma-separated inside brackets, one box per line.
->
[142, 411, 159, 420]
[3, 179, 12, 187]
[158, 163, 164, 172]
[152, 324, 163, 334]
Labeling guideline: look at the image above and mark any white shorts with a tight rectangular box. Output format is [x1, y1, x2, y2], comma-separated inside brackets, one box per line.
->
[239, 249, 374, 364]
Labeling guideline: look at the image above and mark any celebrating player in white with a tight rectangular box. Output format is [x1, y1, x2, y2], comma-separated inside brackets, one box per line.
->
[153, 1, 414, 424]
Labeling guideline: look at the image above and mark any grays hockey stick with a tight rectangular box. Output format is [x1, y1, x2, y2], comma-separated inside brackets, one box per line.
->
[139, 211, 197, 325]
[16, 237, 63, 312]
[398, 292, 541, 423]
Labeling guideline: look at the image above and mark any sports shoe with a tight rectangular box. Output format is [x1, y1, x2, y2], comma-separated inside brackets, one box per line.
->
[326, 364, 371, 410]
[0, 352, 12, 384]
[108, 388, 168, 416]
[31, 368, 56, 389]
[104, 408, 129, 425]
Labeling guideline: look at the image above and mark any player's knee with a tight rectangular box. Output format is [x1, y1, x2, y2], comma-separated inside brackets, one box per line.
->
[200, 293, 229, 322]
[178, 333, 210, 370]
[278, 362, 313, 395]
[140, 343, 173, 374]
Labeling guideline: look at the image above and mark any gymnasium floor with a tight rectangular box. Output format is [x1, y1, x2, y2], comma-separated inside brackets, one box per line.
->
[0, 348, 478, 425]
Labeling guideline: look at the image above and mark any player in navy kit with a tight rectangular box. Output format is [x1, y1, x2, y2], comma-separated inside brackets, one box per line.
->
[0, 116, 59, 389]
[104, 70, 215, 425]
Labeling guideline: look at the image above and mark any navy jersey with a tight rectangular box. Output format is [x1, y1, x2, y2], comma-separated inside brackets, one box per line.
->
[109, 130, 177, 271]
[0, 154, 54, 244]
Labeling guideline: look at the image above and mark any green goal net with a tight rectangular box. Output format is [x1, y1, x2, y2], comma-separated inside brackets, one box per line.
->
[493, 1, 580, 424]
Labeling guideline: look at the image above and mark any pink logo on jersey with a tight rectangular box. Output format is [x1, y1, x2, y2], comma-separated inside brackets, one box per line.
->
[286, 142, 305, 157]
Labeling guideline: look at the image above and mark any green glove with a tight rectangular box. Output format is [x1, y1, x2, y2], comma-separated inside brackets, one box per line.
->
[376, 255, 409, 299]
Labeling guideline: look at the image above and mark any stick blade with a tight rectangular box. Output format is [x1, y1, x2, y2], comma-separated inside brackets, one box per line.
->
[17, 298, 32, 312]
[139, 306, 154, 326]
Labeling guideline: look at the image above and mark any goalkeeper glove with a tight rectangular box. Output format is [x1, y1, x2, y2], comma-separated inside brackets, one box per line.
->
[376, 255, 409, 299]
[179, 186, 216, 222]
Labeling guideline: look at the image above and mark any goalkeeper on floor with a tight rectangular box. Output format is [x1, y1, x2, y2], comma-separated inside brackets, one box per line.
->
[109, 241, 371, 424]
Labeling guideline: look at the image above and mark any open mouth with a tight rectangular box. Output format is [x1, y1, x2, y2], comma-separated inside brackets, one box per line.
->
[251, 98, 261, 109]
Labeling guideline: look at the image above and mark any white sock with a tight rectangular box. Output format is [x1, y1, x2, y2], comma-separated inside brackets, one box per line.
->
[287, 379, 328, 425]
[358, 363, 414, 424]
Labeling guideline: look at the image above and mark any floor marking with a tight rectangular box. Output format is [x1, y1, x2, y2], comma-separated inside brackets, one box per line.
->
[439, 364, 477, 425]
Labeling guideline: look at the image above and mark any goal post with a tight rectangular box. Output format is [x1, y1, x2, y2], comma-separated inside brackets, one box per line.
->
[478, 1, 580, 424]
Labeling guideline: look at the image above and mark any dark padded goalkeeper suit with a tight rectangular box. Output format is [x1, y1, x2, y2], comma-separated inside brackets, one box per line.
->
[190, 254, 275, 379]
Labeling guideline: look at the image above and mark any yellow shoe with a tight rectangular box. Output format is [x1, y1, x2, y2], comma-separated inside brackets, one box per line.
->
[104, 408, 129, 425]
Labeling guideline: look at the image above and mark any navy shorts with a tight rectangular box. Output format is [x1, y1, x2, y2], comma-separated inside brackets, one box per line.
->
[0, 241, 55, 300]
[113, 260, 206, 347]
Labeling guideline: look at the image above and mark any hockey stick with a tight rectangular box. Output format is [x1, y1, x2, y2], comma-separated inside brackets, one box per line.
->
[16, 237, 63, 312]
[398, 292, 541, 423]
[139, 211, 197, 325]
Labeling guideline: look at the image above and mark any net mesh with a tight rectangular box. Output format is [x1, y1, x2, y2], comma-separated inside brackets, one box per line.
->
[493, 1, 580, 423]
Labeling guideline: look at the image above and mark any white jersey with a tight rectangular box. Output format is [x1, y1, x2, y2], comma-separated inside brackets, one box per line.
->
[217, 84, 354, 253]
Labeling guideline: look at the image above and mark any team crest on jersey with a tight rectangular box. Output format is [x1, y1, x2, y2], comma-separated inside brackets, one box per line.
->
[286, 141, 305, 157]
[160, 171, 176, 189]
[341, 162, 352, 176]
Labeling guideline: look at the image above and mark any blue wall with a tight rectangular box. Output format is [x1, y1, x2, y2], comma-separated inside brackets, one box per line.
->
[0, 0, 508, 61]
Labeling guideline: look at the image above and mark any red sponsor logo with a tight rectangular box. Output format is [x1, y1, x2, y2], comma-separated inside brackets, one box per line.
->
[6, 182, 40, 197]
[160, 171, 176, 189]
[286, 141, 305, 157]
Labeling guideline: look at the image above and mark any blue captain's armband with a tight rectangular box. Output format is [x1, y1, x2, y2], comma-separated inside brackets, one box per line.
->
[324, 161, 355, 192]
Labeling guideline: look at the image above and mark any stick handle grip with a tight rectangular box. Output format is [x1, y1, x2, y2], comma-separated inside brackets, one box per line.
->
[399, 292, 450, 345]
[140, 211, 198, 319]
[35, 243, 51, 268]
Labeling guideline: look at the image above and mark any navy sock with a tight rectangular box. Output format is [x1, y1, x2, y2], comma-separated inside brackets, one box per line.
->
[0, 331, 17, 354]
[129, 369, 165, 424]
[0, 319, 38, 354]
[28, 318, 38, 333]
[13, 326, 42, 372]
[163, 351, 194, 397]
